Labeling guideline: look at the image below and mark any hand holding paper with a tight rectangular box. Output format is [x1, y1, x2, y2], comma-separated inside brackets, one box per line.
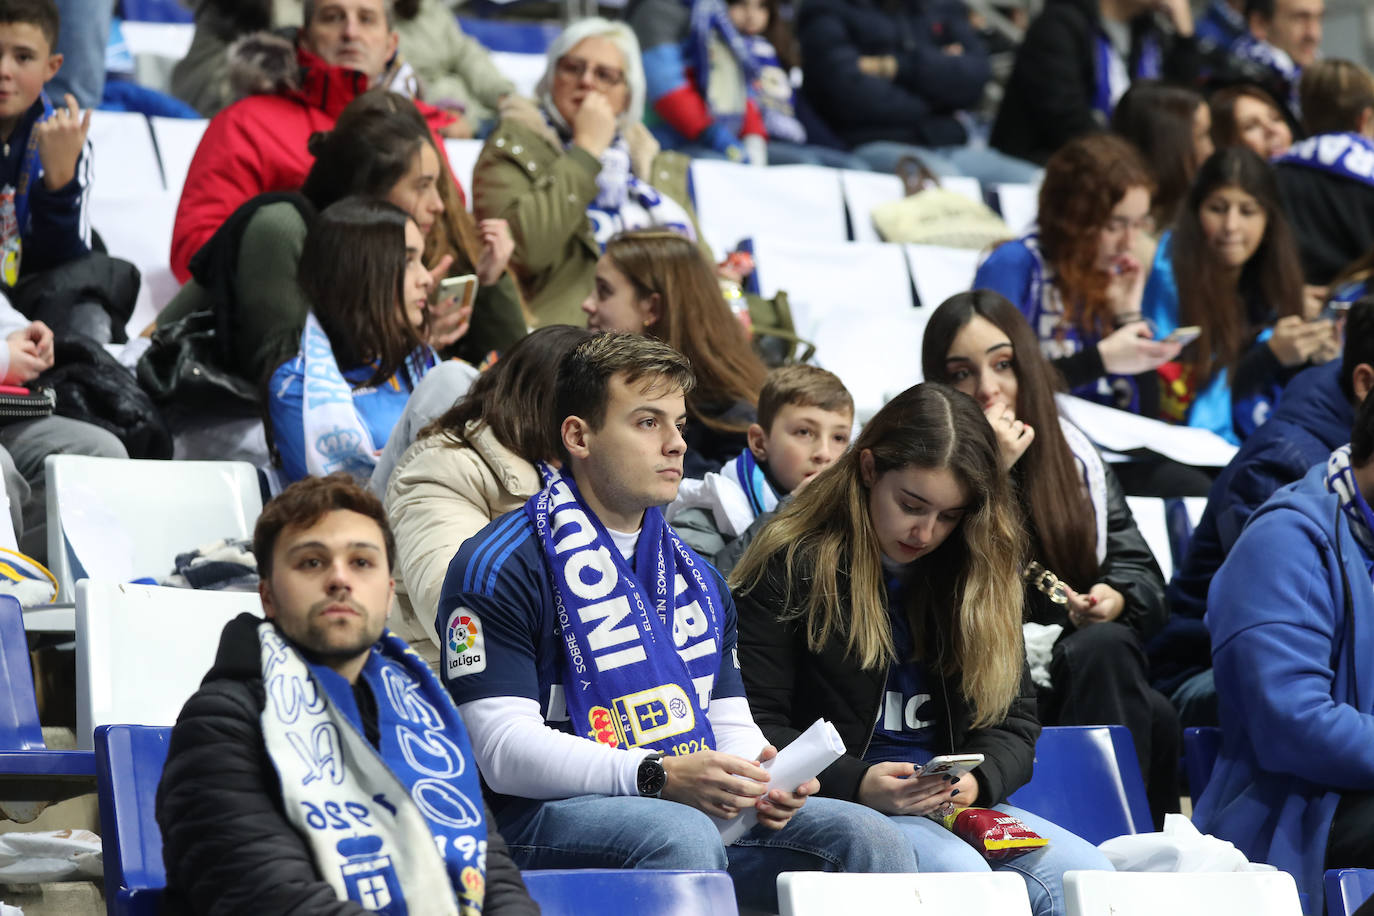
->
[714, 719, 847, 845]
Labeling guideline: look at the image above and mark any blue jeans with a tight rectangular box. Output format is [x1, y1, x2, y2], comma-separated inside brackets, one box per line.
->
[496, 794, 918, 911]
[890, 803, 1113, 916]
[50, 0, 111, 108]
[852, 141, 1043, 185]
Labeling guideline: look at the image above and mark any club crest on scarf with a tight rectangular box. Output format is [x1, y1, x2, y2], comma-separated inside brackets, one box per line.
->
[527, 466, 721, 757]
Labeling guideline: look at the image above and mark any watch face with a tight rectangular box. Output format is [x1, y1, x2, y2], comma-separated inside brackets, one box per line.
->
[638, 757, 667, 796]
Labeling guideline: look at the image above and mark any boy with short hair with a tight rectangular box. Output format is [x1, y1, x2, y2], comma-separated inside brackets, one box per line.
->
[670, 364, 854, 566]
[0, 0, 91, 284]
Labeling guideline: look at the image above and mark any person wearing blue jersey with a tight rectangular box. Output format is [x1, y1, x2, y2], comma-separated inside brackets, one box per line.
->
[268, 196, 472, 483]
[438, 332, 915, 912]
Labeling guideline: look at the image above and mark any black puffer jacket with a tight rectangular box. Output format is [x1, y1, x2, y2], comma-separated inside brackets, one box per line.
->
[155, 613, 538, 916]
[1277, 159, 1374, 285]
[734, 557, 1040, 807]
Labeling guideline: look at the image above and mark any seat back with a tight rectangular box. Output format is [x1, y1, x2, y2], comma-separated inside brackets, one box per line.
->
[840, 170, 905, 244]
[522, 869, 737, 916]
[777, 872, 1031, 915]
[444, 138, 485, 208]
[691, 161, 848, 252]
[76, 581, 262, 749]
[1125, 496, 1173, 582]
[1326, 868, 1374, 916]
[1183, 726, 1222, 801]
[904, 244, 980, 309]
[95, 724, 171, 904]
[88, 189, 182, 337]
[88, 112, 164, 195]
[1007, 725, 1153, 845]
[149, 116, 208, 199]
[0, 594, 43, 750]
[488, 52, 547, 99]
[994, 183, 1040, 234]
[1064, 870, 1302, 916]
[46, 455, 263, 600]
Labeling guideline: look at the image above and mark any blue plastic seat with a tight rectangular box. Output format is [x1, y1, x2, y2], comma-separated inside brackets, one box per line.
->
[119, 0, 193, 22]
[523, 869, 737, 916]
[95, 724, 170, 916]
[1183, 726, 1222, 800]
[1327, 869, 1374, 916]
[1007, 724, 1153, 845]
[457, 17, 561, 55]
[0, 593, 94, 797]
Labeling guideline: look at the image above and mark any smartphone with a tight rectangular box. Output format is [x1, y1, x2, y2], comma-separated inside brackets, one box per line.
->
[1163, 325, 1201, 347]
[913, 753, 985, 779]
[438, 273, 478, 311]
[1323, 299, 1354, 322]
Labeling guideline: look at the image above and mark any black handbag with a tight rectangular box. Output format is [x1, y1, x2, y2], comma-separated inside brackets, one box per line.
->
[0, 385, 56, 422]
[136, 309, 261, 418]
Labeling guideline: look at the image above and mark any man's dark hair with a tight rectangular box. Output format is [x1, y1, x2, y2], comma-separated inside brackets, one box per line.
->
[1341, 299, 1374, 402]
[1245, 0, 1275, 22]
[553, 332, 695, 462]
[254, 473, 395, 579]
[0, 0, 59, 51]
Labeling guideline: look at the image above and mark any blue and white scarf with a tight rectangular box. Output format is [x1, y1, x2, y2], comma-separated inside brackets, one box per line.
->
[527, 465, 722, 756]
[746, 35, 806, 144]
[259, 623, 487, 915]
[1326, 445, 1374, 560]
[1092, 30, 1161, 118]
[1231, 34, 1301, 115]
[298, 312, 433, 480]
[723, 448, 779, 520]
[580, 130, 696, 249]
[687, 0, 758, 138]
[1277, 132, 1374, 189]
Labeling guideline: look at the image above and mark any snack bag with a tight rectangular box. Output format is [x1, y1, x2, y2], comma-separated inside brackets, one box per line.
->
[939, 807, 1049, 861]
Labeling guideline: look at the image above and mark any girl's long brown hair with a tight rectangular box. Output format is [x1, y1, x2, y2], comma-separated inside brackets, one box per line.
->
[922, 290, 1099, 590]
[1037, 133, 1155, 336]
[1111, 81, 1208, 230]
[604, 230, 767, 431]
[1171, 147, 1304, 380]
[730, 383, 1026, 728]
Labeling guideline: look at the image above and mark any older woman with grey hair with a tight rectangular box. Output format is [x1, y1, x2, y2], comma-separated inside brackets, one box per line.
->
[471, 17, 701, 327]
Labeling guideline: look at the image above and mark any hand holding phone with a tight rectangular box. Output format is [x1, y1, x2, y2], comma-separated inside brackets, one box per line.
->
[1162, 325, 1201, 347]
[913, 753, 984, 780]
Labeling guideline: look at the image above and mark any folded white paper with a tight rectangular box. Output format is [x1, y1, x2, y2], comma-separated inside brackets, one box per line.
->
[715, 718, 847, 845]
[1055, 394, 1238, 468]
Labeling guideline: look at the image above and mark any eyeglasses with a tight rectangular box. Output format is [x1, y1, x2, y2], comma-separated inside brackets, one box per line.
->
[1103, 214, 1155, 235]
[555, 56, 626, 91]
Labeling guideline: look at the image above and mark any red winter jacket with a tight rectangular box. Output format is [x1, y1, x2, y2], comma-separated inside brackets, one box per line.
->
[169, 46, 455, 283]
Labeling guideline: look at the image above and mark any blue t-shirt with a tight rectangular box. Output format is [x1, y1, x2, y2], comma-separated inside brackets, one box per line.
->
[437, 509, 747, 748]
[268, 349, 434, 482]
[864, 576, 939, 766]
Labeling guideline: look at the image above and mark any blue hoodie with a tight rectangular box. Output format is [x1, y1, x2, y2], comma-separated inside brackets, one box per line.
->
[1193, 461, 1374, 903]
[1151, 361, 1353, 695]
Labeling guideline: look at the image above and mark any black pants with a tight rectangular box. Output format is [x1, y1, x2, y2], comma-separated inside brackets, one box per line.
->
[1040, 621, 1182, 828]
[1328, 791, 1374, 870]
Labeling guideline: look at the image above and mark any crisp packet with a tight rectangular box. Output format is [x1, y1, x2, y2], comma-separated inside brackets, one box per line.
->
[939, 807, 1050, 861]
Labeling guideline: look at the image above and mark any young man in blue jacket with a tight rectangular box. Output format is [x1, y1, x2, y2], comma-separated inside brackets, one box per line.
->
[1152, 300, 1374, 726]
[1195, 380, 1374, 904]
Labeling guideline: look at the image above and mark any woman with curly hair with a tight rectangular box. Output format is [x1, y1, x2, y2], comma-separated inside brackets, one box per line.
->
[973, 133, 1182, 417]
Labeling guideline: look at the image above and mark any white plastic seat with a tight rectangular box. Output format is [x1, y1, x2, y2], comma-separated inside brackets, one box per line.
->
[905, 244, 980, 309]
[149, 116, 208, 200]
[444, 138, 484, 208]
[692, 161, 847, 252]
[1062, 870, 1302, 916]
[1124, 496, 1172, 582]
[89, 190, 180, 334]
[778, 871, 1032, 916]
[488, 51, 546, 99]
[45, 456, 263, 601]
[995, 182, 1040, 234]
[840, 170, 904, 244]
[87, 111, 163, 197]
[809, 307, 929, 423]
[75, 581, 261, 749]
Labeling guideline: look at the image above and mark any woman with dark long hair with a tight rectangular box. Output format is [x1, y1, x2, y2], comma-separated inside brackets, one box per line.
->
[582, 229, 768, 475]
[267, 197, 440, 483]
[384, 325, 593, 660]
[1144, 145, 1329, 441]
[1208, 83, 1293, 160]
[731, 382, 1112, 916]
[921, 290, 1179, 825]
[1111, 81, 1214, 230]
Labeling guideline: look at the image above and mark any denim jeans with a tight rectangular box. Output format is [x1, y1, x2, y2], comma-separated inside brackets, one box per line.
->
[889, 803, 1113, 916]
[496, 794, 918, 911]
[851, 140, 1043, 185]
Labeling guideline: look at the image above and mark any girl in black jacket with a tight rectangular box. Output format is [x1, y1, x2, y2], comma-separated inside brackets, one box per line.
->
[731, 382, 1111, 916]
[921, 289, 1179, 824]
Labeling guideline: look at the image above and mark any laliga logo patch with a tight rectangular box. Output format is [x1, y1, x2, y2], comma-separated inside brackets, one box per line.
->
[445, 609, 486, 677]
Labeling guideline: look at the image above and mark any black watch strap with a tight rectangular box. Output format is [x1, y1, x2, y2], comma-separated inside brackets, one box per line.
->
[637, 751, 667, 798]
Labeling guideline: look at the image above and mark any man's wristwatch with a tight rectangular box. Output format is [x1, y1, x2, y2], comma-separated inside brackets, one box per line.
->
[637, 751, 667, 798]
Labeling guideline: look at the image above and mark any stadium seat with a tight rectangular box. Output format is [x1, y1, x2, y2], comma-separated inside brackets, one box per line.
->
[1125, 496, 1174, 582]
[1326, 868, 1374, 916]
[149, 116, 208, 198]
[1064, 870, 1302, 916]
[87, 111, 164, 196]
[75, 581, 261, 750]
[0, 593, 95, 820]
[489, 52, 547, 100]
[777, 871, 1031, 916]
[840, 169, 905, 243]
[121, 0, 193, 22]
[904, 244, 980, 309]
[1007, 725, 1153, 845]
[522, 869, 737, 916]
[457, 17, 561, 54]
[691, 161, 848, 252]
[95, 724, 170, 916]
[1183, 726, 1221, 801]
[46, 455, 263, 600]
[444, 138, 485, 207]
[89, 189, 180, 334]
[995, 183, 1040, 234]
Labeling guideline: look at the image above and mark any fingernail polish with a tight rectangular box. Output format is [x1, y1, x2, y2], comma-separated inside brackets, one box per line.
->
[951, 789, 960, 796]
